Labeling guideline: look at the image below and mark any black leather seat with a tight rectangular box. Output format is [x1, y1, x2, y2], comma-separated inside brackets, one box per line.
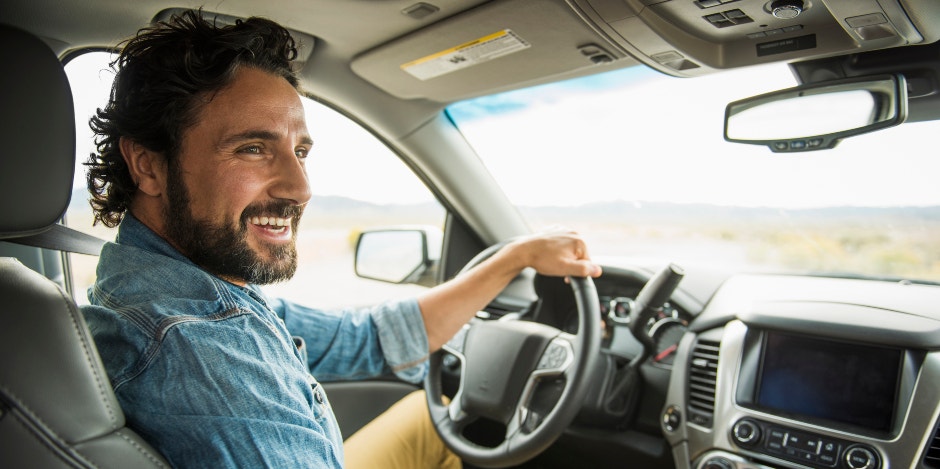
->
[0, 24, 170, 468]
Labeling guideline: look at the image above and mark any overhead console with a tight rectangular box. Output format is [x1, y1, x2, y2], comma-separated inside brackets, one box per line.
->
[350, 0, 939, 100]
[566, 0, 937, 77]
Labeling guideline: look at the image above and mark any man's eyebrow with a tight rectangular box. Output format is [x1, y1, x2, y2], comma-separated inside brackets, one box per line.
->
[218, 130, 314, 147]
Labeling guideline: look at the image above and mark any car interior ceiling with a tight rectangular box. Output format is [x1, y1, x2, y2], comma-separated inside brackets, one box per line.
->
[4, 0, 939, 133]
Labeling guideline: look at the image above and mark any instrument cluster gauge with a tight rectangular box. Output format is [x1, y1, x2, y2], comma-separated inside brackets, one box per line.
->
[648, 304, 689, 368]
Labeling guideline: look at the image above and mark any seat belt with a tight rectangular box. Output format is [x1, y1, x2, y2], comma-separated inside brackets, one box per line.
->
[3, 224, 106, 256]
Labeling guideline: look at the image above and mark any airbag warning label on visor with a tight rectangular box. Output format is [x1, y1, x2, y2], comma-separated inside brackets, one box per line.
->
[756, 34, 817, 57]
[401, 30, 530, 81]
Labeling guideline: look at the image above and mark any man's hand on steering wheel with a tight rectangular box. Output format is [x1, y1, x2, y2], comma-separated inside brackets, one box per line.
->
[422, 233, 604, 468]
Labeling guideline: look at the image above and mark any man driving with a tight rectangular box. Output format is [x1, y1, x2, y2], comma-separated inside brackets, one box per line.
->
[80, 9, 601, 468]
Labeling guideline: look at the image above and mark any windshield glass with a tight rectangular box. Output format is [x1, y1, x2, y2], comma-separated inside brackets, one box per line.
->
[448, 64, 940, 283]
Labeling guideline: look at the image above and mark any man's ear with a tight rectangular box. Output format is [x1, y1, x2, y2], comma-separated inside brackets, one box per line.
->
[119, 137, 166, 197]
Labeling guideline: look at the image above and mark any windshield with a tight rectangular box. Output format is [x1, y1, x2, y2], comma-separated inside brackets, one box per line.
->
[448, 64, 940, 283]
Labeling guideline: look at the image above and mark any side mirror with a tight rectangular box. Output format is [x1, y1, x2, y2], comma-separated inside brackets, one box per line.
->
[724, 74, 907, 152]
[354, 227, 442, 287]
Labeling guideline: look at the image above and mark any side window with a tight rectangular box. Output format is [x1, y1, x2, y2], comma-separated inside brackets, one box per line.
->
[63, 51, 445, 308]
[64, 52, 120, 304]
[269, 97, 445, 307]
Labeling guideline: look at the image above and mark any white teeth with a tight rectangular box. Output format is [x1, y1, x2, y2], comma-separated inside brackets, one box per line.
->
[249, 216, 290, 228]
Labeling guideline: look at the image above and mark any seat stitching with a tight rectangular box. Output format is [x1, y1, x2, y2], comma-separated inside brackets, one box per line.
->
[114, 429, 169, 468]
[1, 388, 99, 468]
[55, 285, 118, 426]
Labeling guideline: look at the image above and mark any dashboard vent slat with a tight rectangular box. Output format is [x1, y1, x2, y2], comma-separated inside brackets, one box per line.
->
[924, 418, 940, 468]
[687, 339, 720, 428]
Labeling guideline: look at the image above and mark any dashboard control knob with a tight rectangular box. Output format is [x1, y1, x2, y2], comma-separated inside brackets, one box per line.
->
[702, 456, 734, 469]
[845, 445, 879, 469]
[663, 406, 682, 432]
[731, 419, 761, 446]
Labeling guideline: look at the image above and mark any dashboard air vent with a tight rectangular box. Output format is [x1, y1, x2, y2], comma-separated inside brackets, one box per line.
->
[688, 339, 720, 428]
[924, 418, 940, 468]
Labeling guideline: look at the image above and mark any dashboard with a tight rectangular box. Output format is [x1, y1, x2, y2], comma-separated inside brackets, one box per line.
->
[480, 264, 940, 469]
[660, 274, 940, 469]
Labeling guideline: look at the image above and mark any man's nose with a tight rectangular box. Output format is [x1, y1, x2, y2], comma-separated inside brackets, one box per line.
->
[269, 150, 312, 205]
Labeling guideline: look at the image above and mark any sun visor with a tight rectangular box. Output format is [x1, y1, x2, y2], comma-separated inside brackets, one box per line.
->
[350, 0, 636, 102]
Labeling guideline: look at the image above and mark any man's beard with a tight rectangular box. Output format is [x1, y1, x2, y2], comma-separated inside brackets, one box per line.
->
[163, 166, 303, 285]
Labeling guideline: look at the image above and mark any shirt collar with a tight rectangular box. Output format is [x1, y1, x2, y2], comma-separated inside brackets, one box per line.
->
[116, 213, 201, 269]
[115, 213, 269, 299]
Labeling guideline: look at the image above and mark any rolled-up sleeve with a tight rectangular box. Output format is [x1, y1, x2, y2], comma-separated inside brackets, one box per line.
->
[372, 298, 429, 383]
[268, 295, 430, 383]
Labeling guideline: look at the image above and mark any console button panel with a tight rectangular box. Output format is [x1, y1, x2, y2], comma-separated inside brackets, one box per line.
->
[730, 419, 881, 469]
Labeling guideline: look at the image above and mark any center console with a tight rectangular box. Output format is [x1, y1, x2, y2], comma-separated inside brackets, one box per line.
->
[660, 318, 940, 469]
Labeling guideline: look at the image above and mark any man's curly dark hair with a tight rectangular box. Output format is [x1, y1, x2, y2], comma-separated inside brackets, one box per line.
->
[86, 9, 300, 227]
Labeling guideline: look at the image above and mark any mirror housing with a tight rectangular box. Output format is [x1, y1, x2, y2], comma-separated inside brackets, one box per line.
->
[724, 74, 908, 153]
[354, 227, 442, 287]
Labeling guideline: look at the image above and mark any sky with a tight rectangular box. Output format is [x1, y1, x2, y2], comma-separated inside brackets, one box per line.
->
[66, 52, 940, 211]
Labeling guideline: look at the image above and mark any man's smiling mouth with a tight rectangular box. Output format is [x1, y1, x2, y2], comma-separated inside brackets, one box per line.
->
[248, 216, 292, 233]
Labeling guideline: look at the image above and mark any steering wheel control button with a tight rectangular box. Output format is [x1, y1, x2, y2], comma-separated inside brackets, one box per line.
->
[845, 445, 879, 469]
[663, 406, 682, 432]
[537, 342, 569, 370]
[731, 419, 760, 446]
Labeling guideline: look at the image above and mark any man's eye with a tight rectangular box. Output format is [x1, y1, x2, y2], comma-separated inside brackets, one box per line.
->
[239, 145, 263, 154]
[295, 147, 310, 159]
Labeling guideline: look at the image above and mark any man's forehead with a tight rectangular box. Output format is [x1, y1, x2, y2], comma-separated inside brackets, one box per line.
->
[196, 69, 310, 141]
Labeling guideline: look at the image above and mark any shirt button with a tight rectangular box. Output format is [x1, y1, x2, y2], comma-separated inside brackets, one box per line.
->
[314, 386, 325, 405]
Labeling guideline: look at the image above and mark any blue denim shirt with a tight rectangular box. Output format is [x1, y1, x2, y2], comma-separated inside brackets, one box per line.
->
[81, 215, 429, 468]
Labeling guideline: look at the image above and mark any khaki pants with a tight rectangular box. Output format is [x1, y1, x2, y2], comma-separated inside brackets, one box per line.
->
[344, 390, 462, 469]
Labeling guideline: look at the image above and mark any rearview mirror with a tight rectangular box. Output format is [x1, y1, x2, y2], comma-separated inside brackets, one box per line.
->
[724, 74, 907, 152]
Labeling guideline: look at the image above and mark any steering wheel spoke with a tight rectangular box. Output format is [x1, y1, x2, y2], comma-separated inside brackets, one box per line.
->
[504, 335, 575, 437]
[447, 396, 474, 427]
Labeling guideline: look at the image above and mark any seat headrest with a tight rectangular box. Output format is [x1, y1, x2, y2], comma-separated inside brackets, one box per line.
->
[0, 24, 76, 239]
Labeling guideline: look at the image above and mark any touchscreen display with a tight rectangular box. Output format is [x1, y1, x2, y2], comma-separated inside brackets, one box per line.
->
[756, 332, 901, 432]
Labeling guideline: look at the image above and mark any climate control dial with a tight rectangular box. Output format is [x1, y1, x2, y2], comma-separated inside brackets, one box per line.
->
[731, 419, 761, 446]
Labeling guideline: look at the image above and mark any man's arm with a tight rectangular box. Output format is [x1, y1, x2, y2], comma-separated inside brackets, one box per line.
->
[417, 231, 602, 352]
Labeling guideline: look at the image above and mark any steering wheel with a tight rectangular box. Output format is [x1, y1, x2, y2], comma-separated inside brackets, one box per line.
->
[424, 241, 602, 468]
